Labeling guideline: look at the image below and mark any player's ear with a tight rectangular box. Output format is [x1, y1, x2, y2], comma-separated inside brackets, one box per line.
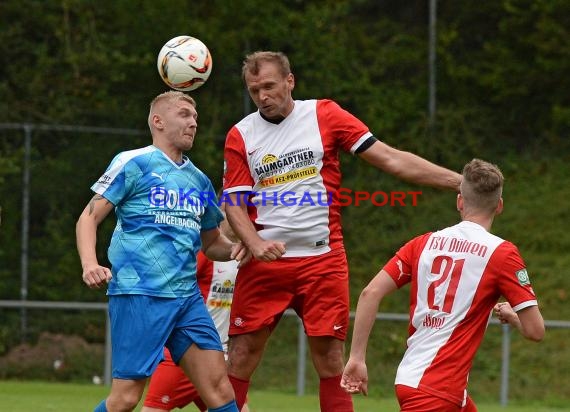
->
[153, 113, 164, 129]
[287, 73, 295, 90]
[456, 193, 463, 212]
[495, 197, 504, 215]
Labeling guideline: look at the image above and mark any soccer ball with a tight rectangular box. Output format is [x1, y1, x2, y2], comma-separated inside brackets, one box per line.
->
[157, 35, 212, 91]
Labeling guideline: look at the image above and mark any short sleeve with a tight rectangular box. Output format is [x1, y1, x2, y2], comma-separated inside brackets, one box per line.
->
[383, 233, 432, 288]
[91, 153, 136, 206]
[200, 179, 224, 231]
[223, 126, 255, 192]
[315, 99, 372, 154]
[492, 242, 538, 311]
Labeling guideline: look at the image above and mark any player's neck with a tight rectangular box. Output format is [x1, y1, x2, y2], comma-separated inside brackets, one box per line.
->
[260, 111, 286, 124]
[153, 143, 184, 164]
[461, 215, 494, 232]
[259, 100, 295, 124]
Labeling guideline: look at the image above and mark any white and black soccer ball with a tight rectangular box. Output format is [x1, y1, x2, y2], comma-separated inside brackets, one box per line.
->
[157, 35, 212, 91]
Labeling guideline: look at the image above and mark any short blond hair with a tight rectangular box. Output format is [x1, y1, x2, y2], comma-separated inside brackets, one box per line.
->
[460, 158, 504, 213]
[242, 51, 291, 80]
[148, 91, 196, 129]
[150, 90, 196, 110]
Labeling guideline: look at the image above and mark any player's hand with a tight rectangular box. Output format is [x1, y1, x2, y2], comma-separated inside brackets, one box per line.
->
[231, 242, 252, 268]
[340, 359, 369, 396]
[251, 240, 286, 262]
[494, 302, 516, 324]
[81, 263, 112, 289]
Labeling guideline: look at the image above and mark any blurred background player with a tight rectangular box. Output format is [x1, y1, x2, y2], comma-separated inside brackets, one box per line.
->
[143, 202, 249, 412]
[222, 50, 463, 412]
[341, 158, 545, 412]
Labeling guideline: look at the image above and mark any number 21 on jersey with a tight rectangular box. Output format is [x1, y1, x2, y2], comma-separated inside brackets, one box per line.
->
[427, 255, 465, 313]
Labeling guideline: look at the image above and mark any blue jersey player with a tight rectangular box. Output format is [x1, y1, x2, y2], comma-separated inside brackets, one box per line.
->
[76, 91, 249, 412]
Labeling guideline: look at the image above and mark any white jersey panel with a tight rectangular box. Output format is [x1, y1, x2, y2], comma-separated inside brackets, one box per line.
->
[395, 221, 504, 388]
[204, 259, 238, 354]
[233, 100, 331, 256]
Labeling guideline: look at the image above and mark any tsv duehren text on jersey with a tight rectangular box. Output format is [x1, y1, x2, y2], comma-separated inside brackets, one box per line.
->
[383, 221, 538, 406]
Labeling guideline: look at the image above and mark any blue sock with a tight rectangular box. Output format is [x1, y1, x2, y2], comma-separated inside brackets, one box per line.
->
[94, 399, 108, 412]
[209, 399, 238, 412]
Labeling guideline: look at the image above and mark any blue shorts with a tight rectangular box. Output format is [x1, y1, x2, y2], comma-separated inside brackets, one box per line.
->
[108, 292, 222, 379]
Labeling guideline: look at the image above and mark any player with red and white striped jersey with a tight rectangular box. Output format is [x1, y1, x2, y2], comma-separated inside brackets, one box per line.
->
[223, 50, 463, 412]
[341, 158, 545, 412]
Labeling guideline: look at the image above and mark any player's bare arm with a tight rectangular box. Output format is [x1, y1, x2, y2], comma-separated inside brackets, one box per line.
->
[358, 140, 462, 191]
[342, 271, 398, 396]
[76, 194, 114, 289]
[201, 227, 252, 267]
[225, 193, 286, 261]
[494, 302, 545, 342]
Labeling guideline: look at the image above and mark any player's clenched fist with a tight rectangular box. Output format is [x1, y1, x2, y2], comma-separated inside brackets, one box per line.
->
[494, 302, 517, 324]
[251, 240, 286, 262]
[82, 264, 112, 289]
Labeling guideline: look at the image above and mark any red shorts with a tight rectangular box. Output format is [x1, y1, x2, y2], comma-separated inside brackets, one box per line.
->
[143, 348, 206, 411]
[229, 248, 349, 339]
[396, 385, 477, 412]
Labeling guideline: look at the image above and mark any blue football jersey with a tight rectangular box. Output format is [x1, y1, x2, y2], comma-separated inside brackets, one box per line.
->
[91, 145, 223, 297]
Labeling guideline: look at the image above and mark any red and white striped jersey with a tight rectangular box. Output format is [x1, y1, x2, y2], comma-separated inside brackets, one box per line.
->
[383, 221, 538, 406]
[223, 99, 372, 257]
[196, 252, 238, 354]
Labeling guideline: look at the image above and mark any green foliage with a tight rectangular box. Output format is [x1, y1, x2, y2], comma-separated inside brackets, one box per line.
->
[437, 0, 570, 150]
[1, 0, 570, 403]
